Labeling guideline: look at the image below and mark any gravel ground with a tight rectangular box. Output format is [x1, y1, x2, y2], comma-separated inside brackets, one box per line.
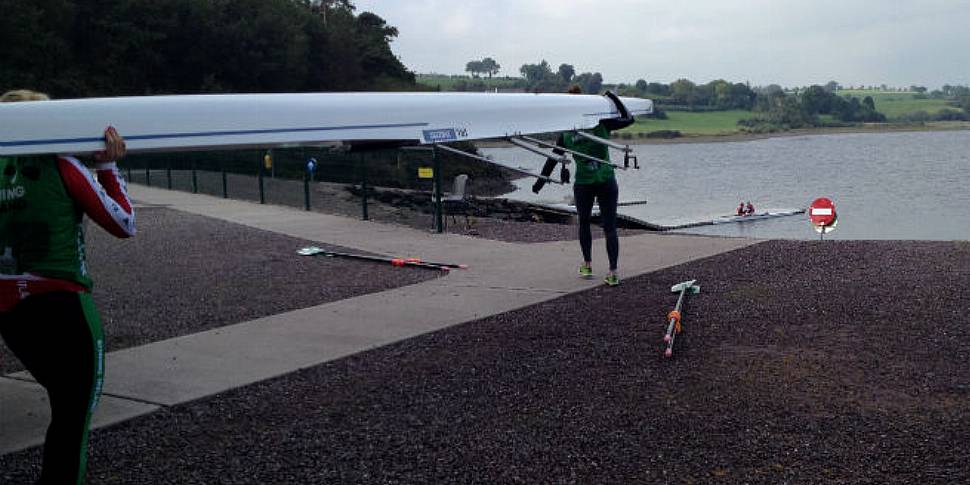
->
[0, 206, 439, 375]
[4, 240, 969, 484]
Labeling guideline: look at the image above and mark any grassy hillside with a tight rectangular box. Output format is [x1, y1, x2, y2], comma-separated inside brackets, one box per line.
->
[622, 91, 961, 136]
[836, 90, 951, 118]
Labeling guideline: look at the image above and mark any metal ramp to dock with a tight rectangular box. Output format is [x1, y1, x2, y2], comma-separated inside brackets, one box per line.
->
[523, 201, 804, 232]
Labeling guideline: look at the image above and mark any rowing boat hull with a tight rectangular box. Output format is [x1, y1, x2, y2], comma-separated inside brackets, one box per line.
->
[0, 92, 653, 156]
[710, 209, 806, 225]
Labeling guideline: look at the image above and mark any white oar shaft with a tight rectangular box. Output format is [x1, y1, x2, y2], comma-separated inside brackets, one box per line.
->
[507, 137, 569, 163]
[573, 130, 632, 152]
[674, 288, 687, 313]
[435, 143, 561, 184]
[516, 135, 623, 170]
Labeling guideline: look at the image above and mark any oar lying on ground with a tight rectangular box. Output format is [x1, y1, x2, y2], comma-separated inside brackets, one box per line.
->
[664, 279, 700, 358]
[297, 246, 467, 271]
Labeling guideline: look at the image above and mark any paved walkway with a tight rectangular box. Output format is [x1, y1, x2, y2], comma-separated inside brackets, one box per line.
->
[0, 185, 758, 454]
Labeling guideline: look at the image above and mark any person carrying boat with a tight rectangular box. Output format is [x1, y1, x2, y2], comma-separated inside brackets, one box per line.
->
[737, 201, 745, 216]
[745, 201, 755, 215]
[0, 89, 136, 484]
[532, 85, 635, 286]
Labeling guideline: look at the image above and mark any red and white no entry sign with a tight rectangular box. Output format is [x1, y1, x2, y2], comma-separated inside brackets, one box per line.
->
[808, 197, 837, 235]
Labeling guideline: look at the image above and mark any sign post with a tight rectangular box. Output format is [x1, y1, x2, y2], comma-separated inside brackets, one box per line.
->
[808, 197, 837, 240]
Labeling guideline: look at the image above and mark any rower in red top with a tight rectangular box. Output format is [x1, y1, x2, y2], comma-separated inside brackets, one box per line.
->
[0, 88, 135, 485]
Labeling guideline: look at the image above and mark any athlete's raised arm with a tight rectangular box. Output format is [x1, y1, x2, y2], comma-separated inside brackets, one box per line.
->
[57, 127, 135, 238]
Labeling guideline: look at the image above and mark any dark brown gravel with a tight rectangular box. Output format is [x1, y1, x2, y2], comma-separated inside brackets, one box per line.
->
[4, 239, 969, 484]
[0, 207, 439, 374]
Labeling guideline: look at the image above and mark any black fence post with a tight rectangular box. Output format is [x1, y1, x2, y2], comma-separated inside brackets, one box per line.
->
[258, 152, 265, 204]
[360, 152, 369, 221]
[222, 169, 228, 198]
[145, 162, 151, 187]
[166, 163, 172, 189]
[191, 159, 198, 194]
[303, 170, 311, 211]
[126, 166, 132, 183]
[433, 145, 443, 233]
[301, 147, 310, 211]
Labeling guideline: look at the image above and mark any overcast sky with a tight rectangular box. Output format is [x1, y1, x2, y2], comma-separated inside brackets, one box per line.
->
[352, 0, 970, 89]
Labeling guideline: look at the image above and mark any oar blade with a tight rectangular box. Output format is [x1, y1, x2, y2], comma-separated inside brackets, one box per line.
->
[297, 246, 327, 256]
[670, 280, 697, 293]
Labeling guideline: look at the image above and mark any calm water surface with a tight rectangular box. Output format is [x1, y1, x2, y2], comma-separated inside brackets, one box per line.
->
[482, 130, 970, 240]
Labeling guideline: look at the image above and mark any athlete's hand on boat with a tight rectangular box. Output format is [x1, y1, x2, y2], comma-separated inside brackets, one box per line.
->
[95, 126, 126, 162]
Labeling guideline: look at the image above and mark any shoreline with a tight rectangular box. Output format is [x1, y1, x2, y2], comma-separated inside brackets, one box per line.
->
[474, 121, 970, 148]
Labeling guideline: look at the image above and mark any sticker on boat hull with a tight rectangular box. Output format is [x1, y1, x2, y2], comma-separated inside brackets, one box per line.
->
[422, 128, 468, 143]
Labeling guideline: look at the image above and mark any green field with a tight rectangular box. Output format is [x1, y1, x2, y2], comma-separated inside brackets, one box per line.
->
[416, 74, 524, 91]
[836, 90, 952, 118]
[621, 92, 959, 136]
[622, 110, 752, 136]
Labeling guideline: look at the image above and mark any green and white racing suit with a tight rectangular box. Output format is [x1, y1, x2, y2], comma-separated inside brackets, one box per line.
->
[0, 154, 134, 484]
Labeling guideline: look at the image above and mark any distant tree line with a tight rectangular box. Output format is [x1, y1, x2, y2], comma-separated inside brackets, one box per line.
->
[454, 58, 605, 94]
[517, 60, 604, 94]
[738, 85, 886, 131]
[464, 57, 500, 78]
[613, 78, 757, 111]
[0, 0, 416, 98]
[437, 59, 970, 130]
[910, 84, 970, 99]
[959, 95, 970, 111]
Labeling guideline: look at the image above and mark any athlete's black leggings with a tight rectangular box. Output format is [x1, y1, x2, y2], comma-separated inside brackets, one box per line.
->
[0, 291, 104, 485]
[574, 178, 619, 271]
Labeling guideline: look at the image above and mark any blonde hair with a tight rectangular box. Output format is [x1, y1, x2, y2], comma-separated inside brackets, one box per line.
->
[1, 89, 50, 102]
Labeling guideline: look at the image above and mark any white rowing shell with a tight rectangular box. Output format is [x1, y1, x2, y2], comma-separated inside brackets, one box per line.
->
[0, 92, 652, 156]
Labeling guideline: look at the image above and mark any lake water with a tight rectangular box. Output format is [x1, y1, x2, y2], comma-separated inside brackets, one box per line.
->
[481, 130, 970, 240]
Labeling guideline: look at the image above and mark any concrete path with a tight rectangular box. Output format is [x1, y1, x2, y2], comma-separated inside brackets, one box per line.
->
[1, 185, 758, 454]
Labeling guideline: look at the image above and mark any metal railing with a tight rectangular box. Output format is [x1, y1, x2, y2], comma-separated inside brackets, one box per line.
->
[119, 146, 480, 232]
